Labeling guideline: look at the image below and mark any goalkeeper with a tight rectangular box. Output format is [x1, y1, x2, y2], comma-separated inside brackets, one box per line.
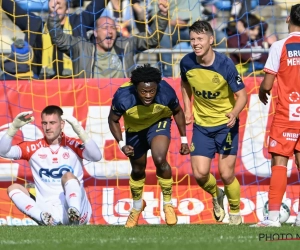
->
[0, 105, 102, 226]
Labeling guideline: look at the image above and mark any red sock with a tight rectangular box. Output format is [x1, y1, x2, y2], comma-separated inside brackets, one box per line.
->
[268, 165, 287, 211]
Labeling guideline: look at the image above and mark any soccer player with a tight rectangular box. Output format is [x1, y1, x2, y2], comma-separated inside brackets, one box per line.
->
[253, 4, 300, 227]
[180, 20, 247, 225]
[0, 105, 102, 225]
[108, 64, 190, 227]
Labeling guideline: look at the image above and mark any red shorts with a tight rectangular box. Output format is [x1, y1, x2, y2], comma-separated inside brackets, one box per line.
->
[268, 126, 300, 156]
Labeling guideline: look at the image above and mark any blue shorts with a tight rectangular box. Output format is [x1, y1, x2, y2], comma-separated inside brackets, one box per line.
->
[125, 118, 171, 159]
[190, 120, 239, 158]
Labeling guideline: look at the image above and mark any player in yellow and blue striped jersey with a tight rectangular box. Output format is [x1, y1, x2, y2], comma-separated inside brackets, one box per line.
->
[108, 64, 190, 228]
[180, 20, 247, 225]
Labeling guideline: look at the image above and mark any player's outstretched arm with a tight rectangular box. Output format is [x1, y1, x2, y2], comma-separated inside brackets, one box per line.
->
[61, 115, 102, 162]
[172, 106, 190, 155]
[108, 109, 134, 157]
[181, 80, 193, 125]
[0, 111, 34, 158]
[226, 88, 248, 128]
[259, 73, 275, 105]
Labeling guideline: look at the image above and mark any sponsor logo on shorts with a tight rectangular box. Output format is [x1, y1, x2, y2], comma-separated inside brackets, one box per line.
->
[190, 143, 195, 152]
[282, 132, 299, 141]
[156, 129, 165, 132]
[223, 146, 234, 151]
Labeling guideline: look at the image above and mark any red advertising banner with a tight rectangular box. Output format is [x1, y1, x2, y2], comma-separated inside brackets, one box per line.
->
[0, 77, 298, 225]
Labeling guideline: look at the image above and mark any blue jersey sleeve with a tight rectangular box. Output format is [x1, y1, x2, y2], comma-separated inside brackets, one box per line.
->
[164, 83, 180, 111]
[111, 89, 126, 116]
[226, 59, 245, 93]
[180, 57, 188, 82]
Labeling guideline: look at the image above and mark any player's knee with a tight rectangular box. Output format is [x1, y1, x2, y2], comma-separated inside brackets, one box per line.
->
[219, 171, 235, 184]
[7, 183, 25, 195]
[153, 156, 167, 169]
[61, 172, 77, 185]
[194, 174, 209, 186]
[131, 168, 145, 179]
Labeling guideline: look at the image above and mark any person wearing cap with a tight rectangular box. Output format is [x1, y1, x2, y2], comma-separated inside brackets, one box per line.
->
[1, 0, 106, 79]
[0, 39, 38, 80]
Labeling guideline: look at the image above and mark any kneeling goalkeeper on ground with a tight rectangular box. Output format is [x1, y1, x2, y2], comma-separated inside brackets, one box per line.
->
[108, 64, 190, 227]
[0, 105, 102, 225]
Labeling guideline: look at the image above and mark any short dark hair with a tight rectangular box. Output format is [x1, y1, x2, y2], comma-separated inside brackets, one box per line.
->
[189, 20, 214, 36]
[41, 105, 63, 118]
[290, 4, 300, 26]
[130, 64, 162, 86]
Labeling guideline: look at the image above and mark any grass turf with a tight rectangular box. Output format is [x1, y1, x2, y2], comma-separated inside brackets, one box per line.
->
[0, 224, 300, 250]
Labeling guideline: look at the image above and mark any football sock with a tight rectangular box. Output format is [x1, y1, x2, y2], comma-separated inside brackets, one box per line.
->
[129, 176, 145, 210]
[268, 165, 287, 221]
[201, 173, 218, 198]
[9, 189, 43, 223]
[297, 189, 300, 221]
[157, 176, 173, 205]
[64, 178, 82, 212]
[224, 177, 240, 214]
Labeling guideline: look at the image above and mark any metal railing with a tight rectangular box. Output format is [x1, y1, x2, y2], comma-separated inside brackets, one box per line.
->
[0, 48, 270, 55]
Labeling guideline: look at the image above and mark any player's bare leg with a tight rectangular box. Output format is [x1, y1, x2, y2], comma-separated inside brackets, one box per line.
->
[151, 135, 177, 226]
[293, 151, 300, 226]
[219, 154, 242, 225]
[192, 156, 225, 222]
[125, 154, 147, 228]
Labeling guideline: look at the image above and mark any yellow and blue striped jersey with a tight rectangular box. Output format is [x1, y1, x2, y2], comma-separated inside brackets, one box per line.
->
[180, 51, 245, 127]
[111, 80, 179, 132]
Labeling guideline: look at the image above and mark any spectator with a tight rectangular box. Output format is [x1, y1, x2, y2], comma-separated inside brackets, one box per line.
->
[1, 0, 106, 79]
[47, 0, 169, 78]
[101, 0, 145, 37]
[0, 39, 38, 80]
[226, 0, 253, 37]
[157, 0, 227, 77]
[227, 13, 270, 74]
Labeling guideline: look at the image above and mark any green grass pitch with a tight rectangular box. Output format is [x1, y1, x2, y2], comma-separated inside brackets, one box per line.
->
[0, 224, 300, 250]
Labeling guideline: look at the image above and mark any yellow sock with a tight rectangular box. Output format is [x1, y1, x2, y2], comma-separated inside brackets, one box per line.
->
[129, 176, 145, 201]
[201, 173, 218, 198]
[157, 176, 173, 203]
[224, 177, 240, 214]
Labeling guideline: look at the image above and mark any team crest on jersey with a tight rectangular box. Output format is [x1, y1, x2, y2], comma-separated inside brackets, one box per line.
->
[212, 75, 220, 84]
[63, 152, 70, 159]
[190, 142, 195, 152]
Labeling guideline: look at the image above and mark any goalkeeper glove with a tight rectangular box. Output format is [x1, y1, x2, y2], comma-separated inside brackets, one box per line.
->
[7, 111, 35, 137]
[61, 115, 90, 143]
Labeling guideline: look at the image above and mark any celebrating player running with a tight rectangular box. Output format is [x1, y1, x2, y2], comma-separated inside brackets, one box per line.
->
[108, 64, 189, 228]
[180, 20, 247, 225]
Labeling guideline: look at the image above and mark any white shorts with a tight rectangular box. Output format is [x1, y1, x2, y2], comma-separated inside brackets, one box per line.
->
[37, 186, 92, 225]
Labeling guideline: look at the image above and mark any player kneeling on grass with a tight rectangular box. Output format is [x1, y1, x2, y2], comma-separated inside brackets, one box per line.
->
[108, 64, 190, 228]
[0, 105, 102, 226]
